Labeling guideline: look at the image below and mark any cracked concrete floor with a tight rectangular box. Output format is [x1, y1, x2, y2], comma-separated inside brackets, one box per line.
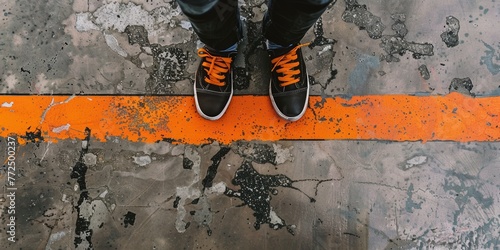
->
[1, 0, 500, 249]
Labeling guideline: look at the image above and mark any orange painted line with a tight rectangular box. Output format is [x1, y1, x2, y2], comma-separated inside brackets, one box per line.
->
[0, 93, 499, 144]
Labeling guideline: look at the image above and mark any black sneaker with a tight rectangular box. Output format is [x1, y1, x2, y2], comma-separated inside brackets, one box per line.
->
[194, 47, 236, 120]
[268, 43, 310, 121]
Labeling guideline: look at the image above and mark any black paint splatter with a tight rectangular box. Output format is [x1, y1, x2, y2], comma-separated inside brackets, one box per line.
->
[160, 138, 178, 144]
[123, 211, 136, 228]
[379, 14, 434, 62]
[235, 142, 277, 165]
[309, 17, 337, 48]
[342, 5, 434, 62]
[344, 232, 361, 238]
[234, 66, 250, 90]
[418, 65, 431, 80]
[224, 160, 293, 232]
[449, 77, 474, 96]
[173, 196, 181, 208]
[183, 156, 194, 170]
[224, 160, 331, 235]
[201, 147, 231, 189]
[342, 0, 385, 39]
[20, 67, 31, 74]
[124, 25, 150, 47]
[22, 127, 44, 146]
[70, 128, 93, 249]
[441, 16, 460, 48]
[391, 14, 408, 38]
[146, 46, 188, 94]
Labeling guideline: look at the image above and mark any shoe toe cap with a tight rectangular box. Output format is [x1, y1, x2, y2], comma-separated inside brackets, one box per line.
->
[272, 90, 308, 120]
[196, 91, 231, 120]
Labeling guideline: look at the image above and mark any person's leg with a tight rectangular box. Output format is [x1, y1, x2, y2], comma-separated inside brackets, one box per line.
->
[176, 0, 241, 120]
[263, 0, 333, 46]
[264, 0, 332, 121]
[177, 0, 240, 51]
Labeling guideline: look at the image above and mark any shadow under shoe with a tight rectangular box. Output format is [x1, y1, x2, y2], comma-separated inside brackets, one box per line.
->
[268, 43, 310, 121]
[195, 47, 236, 120]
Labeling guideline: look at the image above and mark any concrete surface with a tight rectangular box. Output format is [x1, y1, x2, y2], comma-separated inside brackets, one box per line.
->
[1, 0, 500, 249]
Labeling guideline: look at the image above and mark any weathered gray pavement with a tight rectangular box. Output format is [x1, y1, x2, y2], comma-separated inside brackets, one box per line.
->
[1, 0, 500, 249]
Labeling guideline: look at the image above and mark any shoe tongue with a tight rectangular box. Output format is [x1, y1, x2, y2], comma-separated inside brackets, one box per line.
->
[269, 45, 296, 58]
[205, 47, 236, 57]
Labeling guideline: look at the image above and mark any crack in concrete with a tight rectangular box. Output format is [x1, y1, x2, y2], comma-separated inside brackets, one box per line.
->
[39, 141, 52, 163]
[70, 127, 93, 249]
[40, 95, 75, 124]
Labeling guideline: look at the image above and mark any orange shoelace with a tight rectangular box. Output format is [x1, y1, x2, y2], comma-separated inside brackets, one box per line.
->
[271, 43, 310, 87]
[198, 48, 233, 87]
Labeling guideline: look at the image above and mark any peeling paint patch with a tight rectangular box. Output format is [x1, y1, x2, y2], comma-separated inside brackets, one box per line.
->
[449, 77, 474, 96]
[342, 0, 385, 39]
[75, 13, 100, 32]
[272, 143, 293, 165]
[235, 142, 278, 165]
[268, 208, 286, 229]
[443, 170, 495, 228]
[381, 36, 434, 62]
[205, 181, 226, 195]
[52, 123, 70, 133]
[179, 20, 192, 30]
[46, 231, 69, 249]
[98, 189, 108, 199]
[391, 14, 408, 38]
[175, 186, 201, 233]
[403, 155, 428, 170]
[124, 25, 150, 47]
[133, 155, 152, 167]
[91, 2, 180, 35]
[379, 13, 434, 62]
[480, 41, 500, 76]
[70, 128, 93, 249]
[146, 45, 188, 94]
[405, 183, 422, 212]
[175, 146, 202, 233]
[1, 101, 14, 107]
[83, 153, 97, 166]
[104, 33, 128, 57]
[441, 16, 460, 48]
[418, 65, 430, 80]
